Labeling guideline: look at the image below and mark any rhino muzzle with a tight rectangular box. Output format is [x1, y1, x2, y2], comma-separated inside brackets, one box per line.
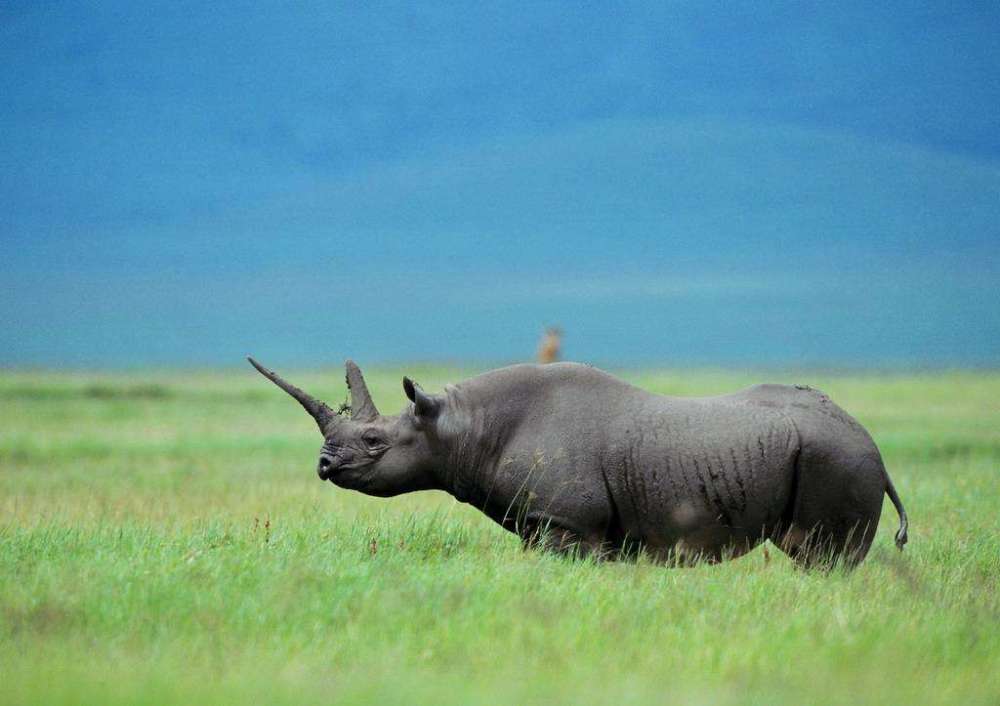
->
[317, 452, 337, 480]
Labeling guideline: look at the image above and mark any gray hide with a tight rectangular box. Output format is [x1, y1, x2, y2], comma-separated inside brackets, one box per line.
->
[248, 358, 908, 567]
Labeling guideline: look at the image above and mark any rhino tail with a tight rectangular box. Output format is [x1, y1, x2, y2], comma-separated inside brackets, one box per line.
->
[885, 472, 908, 551]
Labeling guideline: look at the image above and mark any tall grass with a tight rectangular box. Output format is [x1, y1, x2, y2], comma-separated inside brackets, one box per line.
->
[1, 368, 998, 705]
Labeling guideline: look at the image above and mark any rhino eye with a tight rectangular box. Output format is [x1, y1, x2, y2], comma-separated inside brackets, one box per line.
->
[362, 433, 383, 448]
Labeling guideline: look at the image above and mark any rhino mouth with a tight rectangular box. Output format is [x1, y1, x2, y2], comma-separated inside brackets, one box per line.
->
[325, 470, 373, 492]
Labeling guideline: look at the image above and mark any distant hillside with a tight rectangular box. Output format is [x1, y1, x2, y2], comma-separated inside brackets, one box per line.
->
[2, 3, 997, 366]
[2, 119, 997, 367]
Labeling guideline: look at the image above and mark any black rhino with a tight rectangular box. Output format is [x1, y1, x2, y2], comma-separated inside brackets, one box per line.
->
[249, 358, 907, 568]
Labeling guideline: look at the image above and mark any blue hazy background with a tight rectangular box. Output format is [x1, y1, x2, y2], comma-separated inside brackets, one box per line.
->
[2, 2, 998, 368]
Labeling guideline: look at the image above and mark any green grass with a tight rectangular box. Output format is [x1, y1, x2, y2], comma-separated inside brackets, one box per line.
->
[2, 366, 999, 705]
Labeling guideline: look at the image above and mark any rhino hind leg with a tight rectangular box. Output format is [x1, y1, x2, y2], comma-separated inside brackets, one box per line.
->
[774, 443, 886, 569]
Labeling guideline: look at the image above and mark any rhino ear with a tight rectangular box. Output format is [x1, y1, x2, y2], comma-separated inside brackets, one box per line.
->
[403, 376, 440, 419]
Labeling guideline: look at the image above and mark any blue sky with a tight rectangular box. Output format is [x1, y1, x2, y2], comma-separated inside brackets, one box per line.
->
[1, 2, 998, 367]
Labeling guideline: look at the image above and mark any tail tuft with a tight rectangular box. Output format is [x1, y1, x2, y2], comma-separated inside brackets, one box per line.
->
[894, 523, 908, 551]
[886, 474, 908, 552]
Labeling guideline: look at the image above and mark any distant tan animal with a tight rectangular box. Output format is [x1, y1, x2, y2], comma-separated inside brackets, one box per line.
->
[537, 326, 562, 364]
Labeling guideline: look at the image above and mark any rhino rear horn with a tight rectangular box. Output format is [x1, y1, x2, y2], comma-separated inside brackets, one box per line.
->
[345, 360, 379, 422]
[247, 356, 336, 434]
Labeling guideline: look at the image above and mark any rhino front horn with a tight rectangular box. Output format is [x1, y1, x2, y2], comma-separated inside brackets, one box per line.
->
[345, 359, 379, 422]
[247, 356, 336, 434]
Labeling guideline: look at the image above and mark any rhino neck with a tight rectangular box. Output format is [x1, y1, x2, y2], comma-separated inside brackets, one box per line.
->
[433, 381, 526, 506]
[431, 363, 619, 506]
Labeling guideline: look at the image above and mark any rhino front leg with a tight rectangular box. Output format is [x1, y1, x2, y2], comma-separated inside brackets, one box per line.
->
[519, 512, 608, 559]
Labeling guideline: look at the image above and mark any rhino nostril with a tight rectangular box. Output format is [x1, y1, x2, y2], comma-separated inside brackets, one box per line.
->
[317, 454, 335, 479]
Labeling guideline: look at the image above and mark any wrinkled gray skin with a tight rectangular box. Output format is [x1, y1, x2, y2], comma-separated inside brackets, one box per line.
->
[248, 358, 908, 568]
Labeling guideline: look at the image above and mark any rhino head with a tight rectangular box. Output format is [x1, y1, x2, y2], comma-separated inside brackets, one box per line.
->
[247, 357, 445, 497]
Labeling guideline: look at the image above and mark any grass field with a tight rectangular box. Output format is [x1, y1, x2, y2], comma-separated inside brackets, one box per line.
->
[2, 366, 999, 705]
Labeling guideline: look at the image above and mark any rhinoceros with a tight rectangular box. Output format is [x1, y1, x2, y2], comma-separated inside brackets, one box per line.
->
[248, 357, 908, 567]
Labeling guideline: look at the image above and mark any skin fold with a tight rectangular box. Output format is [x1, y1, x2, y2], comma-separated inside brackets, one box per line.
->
[248, 358, 908, 568]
